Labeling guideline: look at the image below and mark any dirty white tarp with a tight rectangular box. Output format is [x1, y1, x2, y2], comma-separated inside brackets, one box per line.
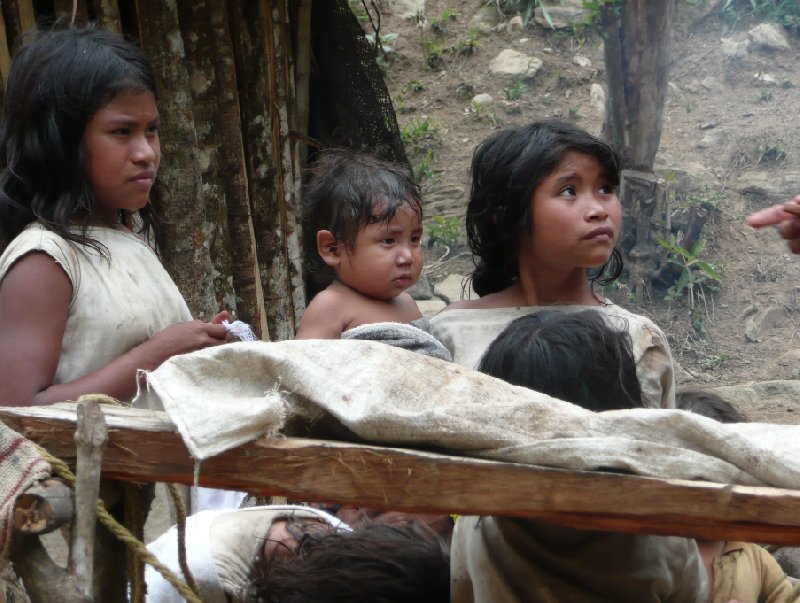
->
[134, 339, 800, 489]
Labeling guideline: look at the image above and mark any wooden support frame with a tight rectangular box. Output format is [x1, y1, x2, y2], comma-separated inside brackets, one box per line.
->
[4, 403, 800, 546]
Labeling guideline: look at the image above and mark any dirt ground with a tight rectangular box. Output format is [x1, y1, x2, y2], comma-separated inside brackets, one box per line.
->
[369, 1, 800, 417]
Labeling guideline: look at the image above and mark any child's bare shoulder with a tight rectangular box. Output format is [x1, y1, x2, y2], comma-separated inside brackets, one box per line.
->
[295, 286, 352, 339]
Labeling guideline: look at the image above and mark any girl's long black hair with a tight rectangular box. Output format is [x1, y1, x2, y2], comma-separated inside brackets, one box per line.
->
[0, 24, 159, 252]
[466, 120, 623, 297]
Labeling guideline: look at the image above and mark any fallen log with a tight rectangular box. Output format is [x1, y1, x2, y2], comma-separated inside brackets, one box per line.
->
[4, 403, 800, 545]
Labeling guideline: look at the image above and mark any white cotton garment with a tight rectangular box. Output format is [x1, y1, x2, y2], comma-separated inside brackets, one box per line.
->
[0, 223, 192, 393]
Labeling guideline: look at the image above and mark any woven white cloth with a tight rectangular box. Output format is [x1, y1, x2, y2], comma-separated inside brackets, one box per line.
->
[134, 339, 800, 490]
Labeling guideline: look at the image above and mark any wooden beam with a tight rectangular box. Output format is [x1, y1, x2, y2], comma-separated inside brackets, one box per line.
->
[4, 404, 800, 545]
[13, 479, 73, 534]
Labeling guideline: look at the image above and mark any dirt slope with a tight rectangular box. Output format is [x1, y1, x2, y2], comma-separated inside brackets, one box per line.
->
[367, 1, 800, 406]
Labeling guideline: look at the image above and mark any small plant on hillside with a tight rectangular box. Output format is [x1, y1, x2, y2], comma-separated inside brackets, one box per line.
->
[757, 88, 773, 102]
[404, 80, 426, 93]
[400, 116, 440, 145]
[472, 102, 500, 126]
[754, 136, 787, 164]
[721, 0, 800, 33]
[430, 8, 458, 34]
[427, 215, 461, 249]
[504, 78, 525, 101]
[657, 236, 722, 308]
[412, 149, 438, 183]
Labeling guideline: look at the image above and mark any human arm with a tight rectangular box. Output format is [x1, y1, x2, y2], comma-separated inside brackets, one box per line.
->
[0, 252, 229, 407]
[746, 195, 800, 254]
[294, 288, 349, 339]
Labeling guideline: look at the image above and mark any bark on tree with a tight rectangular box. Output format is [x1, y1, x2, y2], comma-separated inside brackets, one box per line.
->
[178, 0, 266, 337]
[601, 0, 677, 172]
[600, 0, 677, 299]
[95, 0, 123, 35]
[229, 0, 303, 341]
[2, 0, 35, 46]
[134, 0, 219, 318]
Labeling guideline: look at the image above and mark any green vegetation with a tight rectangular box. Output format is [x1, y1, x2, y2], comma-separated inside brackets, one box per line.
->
[503, 78, 525, 101]
[757, 88, 773, 101]
[412, 149, 438, 183]
[657, 236, 722, 308]
[754, 136, 787, 163]
[427, 215, 461, 248]
[400, 116, 440, 146]
[721, 0, 800, 33]
[404, 80, 426, 93]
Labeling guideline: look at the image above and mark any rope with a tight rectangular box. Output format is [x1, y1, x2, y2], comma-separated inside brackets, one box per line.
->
[167, 483, 200, 596]
[37, 448, 202, 603]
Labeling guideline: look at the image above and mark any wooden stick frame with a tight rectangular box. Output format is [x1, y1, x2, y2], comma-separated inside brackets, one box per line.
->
[4, 403, 800, 545]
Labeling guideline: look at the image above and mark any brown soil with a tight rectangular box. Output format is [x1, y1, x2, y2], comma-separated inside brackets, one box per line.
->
[372, 1, 800, 407]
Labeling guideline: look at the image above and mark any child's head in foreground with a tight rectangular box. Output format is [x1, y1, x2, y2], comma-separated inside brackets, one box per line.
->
[0, 25, 160, 246]
[302, 149, 424, 300]
[478, 310, 642, 411]
[466, 120, 623, 296]
[249, 518, 449, 603]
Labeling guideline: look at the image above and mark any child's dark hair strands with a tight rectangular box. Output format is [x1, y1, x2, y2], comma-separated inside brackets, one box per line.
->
[0, 24, 159, 252]
[302, 148, 422, 289]
[466, 121, 623, 297]
[478, 310, 643, 412]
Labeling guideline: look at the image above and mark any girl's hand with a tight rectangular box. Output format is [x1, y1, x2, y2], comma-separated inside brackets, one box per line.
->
[746, 195, 800, 254]
[143, 311, 230, 361]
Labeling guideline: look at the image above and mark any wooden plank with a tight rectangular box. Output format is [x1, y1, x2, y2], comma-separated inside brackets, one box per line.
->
[3, 404, 800, 544]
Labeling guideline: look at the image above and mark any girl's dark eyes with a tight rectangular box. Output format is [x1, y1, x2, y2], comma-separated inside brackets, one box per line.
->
[599, 184, 616, 195]
[559, 186, 576, 196]
[381, 238, 395, 245]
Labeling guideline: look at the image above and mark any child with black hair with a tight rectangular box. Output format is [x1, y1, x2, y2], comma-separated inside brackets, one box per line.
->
[145, 505, 450, 602]
[452, 309, 706, 602]
[296, 149, 425, 340]
[676, 388, 800, 602]
[0, 26, 229, 409]
[0, 25, 247, 513]
[430, 121, 675, 408]
[453, 311, 797, 603]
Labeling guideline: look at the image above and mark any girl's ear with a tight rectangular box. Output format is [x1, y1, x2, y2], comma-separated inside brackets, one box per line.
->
[317, 230, 341, 267]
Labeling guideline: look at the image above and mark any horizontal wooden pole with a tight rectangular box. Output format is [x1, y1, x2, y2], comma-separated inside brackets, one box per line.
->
[4, 403, 800, 544]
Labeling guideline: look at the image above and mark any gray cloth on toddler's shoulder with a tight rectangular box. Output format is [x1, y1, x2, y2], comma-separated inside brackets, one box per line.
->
[341, 318, 452, 362]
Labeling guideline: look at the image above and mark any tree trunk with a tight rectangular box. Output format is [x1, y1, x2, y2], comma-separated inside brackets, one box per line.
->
[620, 170, 667, 303]
[601, 0, 677, 172]
[2, 0, 35, 46]
[134, 0, 219, 318]
[229, 0, 303, 341]
[177, 1, 266, 337]
[94, 0, 123, 35]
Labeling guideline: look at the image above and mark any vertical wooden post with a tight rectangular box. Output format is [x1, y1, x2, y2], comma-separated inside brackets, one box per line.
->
[69, 399, 107, 599]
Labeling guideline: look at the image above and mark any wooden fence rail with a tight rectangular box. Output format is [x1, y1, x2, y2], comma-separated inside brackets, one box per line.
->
[3, 403, 800, 546]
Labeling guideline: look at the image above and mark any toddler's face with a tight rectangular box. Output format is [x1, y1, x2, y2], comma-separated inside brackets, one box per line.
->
[336, 203, 423, 300]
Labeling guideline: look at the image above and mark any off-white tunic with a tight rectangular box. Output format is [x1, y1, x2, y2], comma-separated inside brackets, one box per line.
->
[430, 304, 675, 409]
[0, 223, 192, 391]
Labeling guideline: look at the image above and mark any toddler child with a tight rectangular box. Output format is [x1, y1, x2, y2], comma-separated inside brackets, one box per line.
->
[295, 149, 425, 340]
